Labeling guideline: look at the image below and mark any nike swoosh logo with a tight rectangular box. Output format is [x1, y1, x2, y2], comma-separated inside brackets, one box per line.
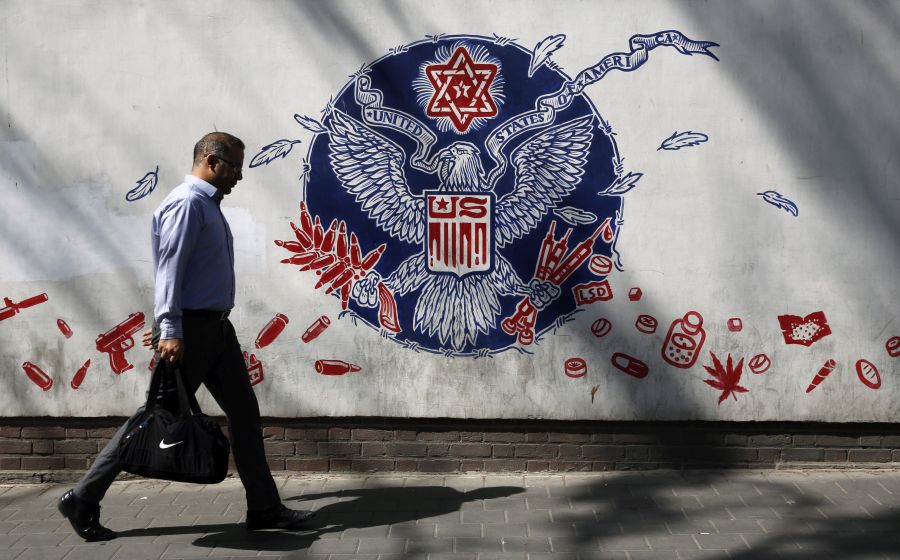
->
[159, 440, 184, 450]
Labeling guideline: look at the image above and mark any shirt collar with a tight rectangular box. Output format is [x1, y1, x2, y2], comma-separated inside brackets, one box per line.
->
[184, 175, 222, 201]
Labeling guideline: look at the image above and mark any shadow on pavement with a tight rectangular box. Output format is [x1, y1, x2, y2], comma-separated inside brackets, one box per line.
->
[116, 485, 523, 552]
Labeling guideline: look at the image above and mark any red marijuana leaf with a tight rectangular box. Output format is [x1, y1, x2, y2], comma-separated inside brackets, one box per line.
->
[703, 352, 749, 404]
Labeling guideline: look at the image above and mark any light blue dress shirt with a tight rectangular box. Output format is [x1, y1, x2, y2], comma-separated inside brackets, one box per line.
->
[152, 175, 235, 339]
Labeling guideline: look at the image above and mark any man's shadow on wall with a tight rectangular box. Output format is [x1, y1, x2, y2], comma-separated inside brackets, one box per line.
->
[117, 485, 523, 552]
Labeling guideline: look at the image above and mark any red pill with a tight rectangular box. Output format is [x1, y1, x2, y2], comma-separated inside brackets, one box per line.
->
[886, 336, 900, 358]
[611, 353, 649, 379]
[748, 354, 771, 374]
[591, 318, 611, 338]
[635, 315, 658, 334]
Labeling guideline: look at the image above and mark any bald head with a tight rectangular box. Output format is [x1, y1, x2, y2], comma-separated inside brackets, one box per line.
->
[192, 132, 245, 167]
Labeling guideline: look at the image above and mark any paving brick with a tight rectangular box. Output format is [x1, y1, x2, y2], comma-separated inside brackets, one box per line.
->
[455, 537, 503, 551]
[20, 457, 65, 470]
[385, 442, 427, 457]
[351, 429, 393, 441]
[416, 431, 460, 442]
[483, 432, 527, 443]
[514, 445, 559, 459]
[31, 441, 53, 455]
[781, 448, 824, 462]
[435, 524, 482, 538]
[328, 427, 352, 440]
[263, 441, 294, 455]
[582, 446, 624, 460]
[0, 427, 22, 438]
[360, 442, 386, 457]
[547, 432, 590, 443]
[500, 536, 552, 552]
[0, 440, 32, 454]
[848, 449, 892, 462]
[317, 442, 361, 457]
[351, 459, 396, 472]
[816, 434, 859, 447]
[450, 444, 492, 458]
[427, 443, 450, 457]
[285, 458, 329, 471]
[417, 459, 460, 472]
[748, 434, 791, 446]
[20, 427, 66, 439]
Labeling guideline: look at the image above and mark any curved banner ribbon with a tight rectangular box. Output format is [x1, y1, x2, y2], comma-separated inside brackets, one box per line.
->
[350, 31, 717, 182]
[354, 75, 439, 172]
[484, 30, 719, 186]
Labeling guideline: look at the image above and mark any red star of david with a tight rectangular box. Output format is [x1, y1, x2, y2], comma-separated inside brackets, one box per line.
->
[425, 46, 498, 133]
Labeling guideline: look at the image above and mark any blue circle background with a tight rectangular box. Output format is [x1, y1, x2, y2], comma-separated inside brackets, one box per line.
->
[305, 36, 621, 355]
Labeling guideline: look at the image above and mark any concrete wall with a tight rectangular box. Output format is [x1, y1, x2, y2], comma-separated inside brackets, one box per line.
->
[1, 1, 898, 421]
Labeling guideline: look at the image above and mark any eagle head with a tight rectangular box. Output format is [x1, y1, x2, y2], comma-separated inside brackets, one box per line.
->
[437, 142, 487, 192]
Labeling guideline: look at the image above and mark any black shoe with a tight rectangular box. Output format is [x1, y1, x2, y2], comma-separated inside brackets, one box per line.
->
[246, 504, 316, 530]
[57, 490, 116, 542]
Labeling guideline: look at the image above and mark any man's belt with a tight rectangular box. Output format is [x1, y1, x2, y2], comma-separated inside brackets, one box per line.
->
[183, 309, 230, 320]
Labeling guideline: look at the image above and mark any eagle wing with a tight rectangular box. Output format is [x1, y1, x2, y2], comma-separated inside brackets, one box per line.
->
[494, 115, 594, 247]
[327, 110, 425, 244]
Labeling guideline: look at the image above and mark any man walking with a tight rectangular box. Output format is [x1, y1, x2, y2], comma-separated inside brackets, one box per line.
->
[59, 132, 314, 541]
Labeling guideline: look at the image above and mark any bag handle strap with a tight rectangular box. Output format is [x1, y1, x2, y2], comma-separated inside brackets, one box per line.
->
[171, 364, 203, 418]
[144, 356, 166, 412]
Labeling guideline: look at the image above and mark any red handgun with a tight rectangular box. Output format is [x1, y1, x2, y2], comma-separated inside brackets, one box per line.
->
[95, 312, 145, 374]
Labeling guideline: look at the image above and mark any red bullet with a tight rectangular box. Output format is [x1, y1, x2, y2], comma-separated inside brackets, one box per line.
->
[315, 360, 361, 375]
[71, 359, 91, 390]
[255, 313, 289, 349]
[22, 362, 53, 391]
[301, 316, 331, 343]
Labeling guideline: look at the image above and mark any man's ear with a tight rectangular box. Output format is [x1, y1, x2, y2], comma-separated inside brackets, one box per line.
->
[205, 153, 218, 170]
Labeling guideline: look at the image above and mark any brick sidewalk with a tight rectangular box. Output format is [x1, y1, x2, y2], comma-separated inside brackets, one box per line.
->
[1, 470, 899, 559]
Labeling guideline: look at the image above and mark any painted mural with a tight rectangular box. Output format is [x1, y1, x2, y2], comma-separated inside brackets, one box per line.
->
[1, 5, 898, 420]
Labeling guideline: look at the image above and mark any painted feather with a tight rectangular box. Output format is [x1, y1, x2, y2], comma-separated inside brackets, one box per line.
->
[249, 139, 301, 169]
[553, 206, 597, 226]
[528, 34, 566, 77]
[658, 131, 709, 151]
[599, 171, 643, 196]
[757, 190, 799, 217]
[294, 114, 328, 134]
[125, 165, 158, 202]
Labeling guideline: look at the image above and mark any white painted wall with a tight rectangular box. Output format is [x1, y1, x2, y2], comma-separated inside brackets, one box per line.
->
[1, 0, 898, 420]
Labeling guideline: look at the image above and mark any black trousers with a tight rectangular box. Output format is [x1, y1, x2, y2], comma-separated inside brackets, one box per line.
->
[74, 316, 280, 511]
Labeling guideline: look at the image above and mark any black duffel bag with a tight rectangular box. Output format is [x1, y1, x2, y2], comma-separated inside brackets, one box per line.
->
[117, 358, 229, 484]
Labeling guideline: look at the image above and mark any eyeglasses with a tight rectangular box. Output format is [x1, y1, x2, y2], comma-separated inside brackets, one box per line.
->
[213, 154, 242, 173]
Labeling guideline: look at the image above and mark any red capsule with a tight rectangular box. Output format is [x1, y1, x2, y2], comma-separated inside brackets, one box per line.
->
[22, 362, 53, 391]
